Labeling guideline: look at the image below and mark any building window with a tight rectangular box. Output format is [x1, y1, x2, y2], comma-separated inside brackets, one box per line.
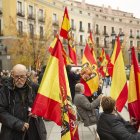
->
[17, 1, 22, 13]
[137, 41, 140, 47]
[119, 19, 122, 22]
[96, 37, 99, 47]
[111, 17, 114, 21]
[53, 13, 57, 21]
[95, 24, 99, 34]
[130, 29, 133, 38]
[137, 30, 140, 38]
[81, 49, 83, 58]
[119, 28, 122, 34]
[112, 27, 115, 33]
[79, 11, 82, 14]
[53, 30, 57, 37]
[79, 21, 83, 31]
[88, 13, 90, 16]
[18, 21, 23, 35]
[80, 35, 83, 43]
[71, 19, 74, 29]
[0, 19, 2, 35]
[29, 24, 34, 38]
[138, 53, 140, 63]
[40, 26, 43, 39]
[39, 9, 43, 19]
[88, 23, 91, 32]
[29, 5, 33, 16]
[104, 26, 106, 35]
[130, 40, 133, 47]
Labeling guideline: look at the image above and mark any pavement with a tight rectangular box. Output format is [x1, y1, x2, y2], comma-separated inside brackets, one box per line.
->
[0, 86, 130, 140]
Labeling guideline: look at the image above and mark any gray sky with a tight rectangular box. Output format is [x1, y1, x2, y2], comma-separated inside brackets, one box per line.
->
[76, 0, 140, 18]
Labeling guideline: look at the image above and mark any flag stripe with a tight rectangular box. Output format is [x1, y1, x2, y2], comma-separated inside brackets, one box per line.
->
[115, 83, 128, 112]
[32, 94, 62, 126]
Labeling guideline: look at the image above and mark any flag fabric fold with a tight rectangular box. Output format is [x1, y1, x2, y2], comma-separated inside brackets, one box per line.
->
[81, 43, 99, 96]
[128, 47, 140, 128]
[110, 37, 128, 112]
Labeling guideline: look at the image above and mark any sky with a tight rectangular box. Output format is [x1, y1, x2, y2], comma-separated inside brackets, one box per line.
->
[76, 0, 140, 18]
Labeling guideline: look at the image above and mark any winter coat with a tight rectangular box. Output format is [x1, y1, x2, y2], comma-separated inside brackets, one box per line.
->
[74, 91, 100, 126]
[97, 112, 140, 140]
[0, 78, 47, 140]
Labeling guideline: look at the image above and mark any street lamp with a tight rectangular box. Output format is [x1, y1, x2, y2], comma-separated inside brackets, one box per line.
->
[111, 32, 116, 49]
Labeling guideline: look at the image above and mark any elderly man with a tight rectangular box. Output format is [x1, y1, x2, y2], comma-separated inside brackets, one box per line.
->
[0, 64, 46, 140]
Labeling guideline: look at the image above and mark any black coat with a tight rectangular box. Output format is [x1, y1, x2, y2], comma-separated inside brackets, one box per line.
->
[0, 78, 47, 140]
[97, 112, 140, 140]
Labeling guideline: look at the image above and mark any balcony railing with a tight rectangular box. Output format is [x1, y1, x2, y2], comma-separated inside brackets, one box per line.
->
[17, 11, 25, 17]
[129, 35, 134, 38]
[52, 20, 59, 26]
[79, 28, 84, 32]
[38, 17, 45, 23]
[95, 30, 100, 35]
[28, 14, 35, 20]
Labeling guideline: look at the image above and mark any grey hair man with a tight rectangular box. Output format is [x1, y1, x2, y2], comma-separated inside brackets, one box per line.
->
[0, 64, 47, 140]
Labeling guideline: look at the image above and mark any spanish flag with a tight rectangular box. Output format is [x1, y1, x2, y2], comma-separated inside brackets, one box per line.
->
[98, 48, 109, 77]
[68, 38, 77, 65]
[88, 31, 97, 62]
[32, 37, 79, 139]
[60, 7, 71, 39]
[110, 37, 128, 112]
[49, 36, 69, 65]
[81, 43, 99, 96]
[128, 47, 140, 128]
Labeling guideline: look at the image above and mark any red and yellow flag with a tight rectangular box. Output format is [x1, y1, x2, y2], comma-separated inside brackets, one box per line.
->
[32, 37, 79, 140]
[49, 36, 69, 65]
[88, 31, 97, 62]
[110, 37, 128, 112]
[98, 48, 109, 77]
[81, 43, 99, 96]
[128, 47, 140, 128]
[68, 37, 77, 65]
[60, 7, 71, 39]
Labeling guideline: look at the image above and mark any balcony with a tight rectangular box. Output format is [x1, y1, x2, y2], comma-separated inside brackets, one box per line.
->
[129, 35, 134, 39]
[79, 28, 84, 32]
[95, 30, 100, 35]
[38, 17, 45, 23]
[28, 14, 35, 20]
[103, 32, 108, 36]
[52, 20, 59, 27]
[17, 11, 25, 17]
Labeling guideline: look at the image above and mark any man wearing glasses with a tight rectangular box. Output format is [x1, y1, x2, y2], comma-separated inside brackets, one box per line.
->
[0, 64, 46, 140]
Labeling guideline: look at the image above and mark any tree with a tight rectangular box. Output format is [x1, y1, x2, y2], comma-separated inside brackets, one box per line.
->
[2, 17, 53, 71]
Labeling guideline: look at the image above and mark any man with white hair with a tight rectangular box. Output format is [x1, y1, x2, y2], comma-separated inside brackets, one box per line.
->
[0, 64, 46, 140]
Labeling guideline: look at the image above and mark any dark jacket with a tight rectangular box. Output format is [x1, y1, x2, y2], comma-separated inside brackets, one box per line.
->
[67, 72, 80, 101]
[74, 91, 100, 126]
[0, 78, 47, 140]
[97, 112, 140, 140]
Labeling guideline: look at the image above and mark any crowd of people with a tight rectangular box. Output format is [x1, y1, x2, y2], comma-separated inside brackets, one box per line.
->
[0, 63, 140, 140]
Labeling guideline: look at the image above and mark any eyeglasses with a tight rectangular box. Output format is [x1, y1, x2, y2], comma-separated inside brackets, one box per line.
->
[13, 75, 27, 81]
